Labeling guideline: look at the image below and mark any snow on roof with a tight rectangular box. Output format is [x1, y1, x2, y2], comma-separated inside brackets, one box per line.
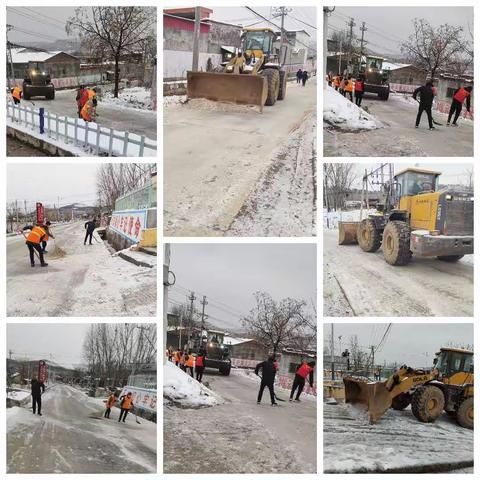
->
[223, 335, 254, 346]
[221, 45, 236, 53]
[11, 49, 77, 64]
[383, 61, 412, 71]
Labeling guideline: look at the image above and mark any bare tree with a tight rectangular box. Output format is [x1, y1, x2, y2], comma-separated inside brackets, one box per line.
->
[66, 7, 156, 97]
[242, 292, 310, 355]
[349, 335, 369, 372]
[401, 19, 467, 78]
[324, 163, 357, 211]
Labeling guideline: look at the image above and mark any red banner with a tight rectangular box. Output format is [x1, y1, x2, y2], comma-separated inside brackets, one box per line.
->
[36, 203, 44, 224]
[38, 360, 47, 383]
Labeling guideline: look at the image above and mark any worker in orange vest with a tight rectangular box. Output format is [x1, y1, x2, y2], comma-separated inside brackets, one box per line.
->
[447, 85, 472, 126]
[104, 392, 118, 419]
[334, 75, 342, 91]
[22, 222, 54, 267]
[174, 350, 182, 366]
[289, 360, 315, 402]
[344, 75, 354, 102]
[11, 85, 22, 104]
[80, 99, 95, 122]
[195, 350, 206, 383]
[184, 350, 195, 378]
[118, 392, 134, 423]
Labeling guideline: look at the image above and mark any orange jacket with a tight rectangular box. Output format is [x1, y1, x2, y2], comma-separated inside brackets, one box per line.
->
[106, 394, 116, 408]
[185, 354, 195, 368]
[26, 226, 48, 244]
[297, 362, 314, 379]
[344, 79, 353, 92]
[12, 86, 22, 100]
[454, 87, 470, 104]
[80, 100, 94, 122]
[121, 395, 133, 410]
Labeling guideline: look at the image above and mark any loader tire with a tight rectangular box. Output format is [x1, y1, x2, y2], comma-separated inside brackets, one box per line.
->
[278, 70, 287, 100]
[357, 219, 381, 252]
[391, 392, 411, 410]
[262, 69, 280, 106]
[411, 385, 444, 423]
[456, 397, 473, 429]
[382, 221, 412, 266]
[437, 255, 464, 262]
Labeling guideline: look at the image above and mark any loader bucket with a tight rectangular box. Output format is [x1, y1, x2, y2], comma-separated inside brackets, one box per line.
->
[343, 377, 392, 423]
[187, 71, 267, 111]
[338, 221, 359, 245]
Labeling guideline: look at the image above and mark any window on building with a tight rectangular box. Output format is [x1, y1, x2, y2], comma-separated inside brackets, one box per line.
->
[446, 87, 456, 98]
[288, 362, 298, 374]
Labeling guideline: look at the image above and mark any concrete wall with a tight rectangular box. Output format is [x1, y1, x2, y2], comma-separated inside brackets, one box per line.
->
[206, 21, 242, 54]
[164, 50, 222, 79]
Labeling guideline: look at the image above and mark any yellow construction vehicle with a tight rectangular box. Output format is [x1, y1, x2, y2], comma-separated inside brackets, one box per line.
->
[339, 167, 473, 265]
[344, 347, 474, 429]
[187, 27, 287, 111]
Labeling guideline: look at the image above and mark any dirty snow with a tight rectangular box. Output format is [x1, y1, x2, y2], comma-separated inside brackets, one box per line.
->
[163, 362, 222, 408]
[102, 87, 154, 111]
[163, 94, 187, 107]
[7, 222, 156, 317]
[323, 208, 377, 230]
[324, 401, 473, 473]
[228, 111, 316, 236]
[324, 86, 381, 130]
[7, 390, 31, 402]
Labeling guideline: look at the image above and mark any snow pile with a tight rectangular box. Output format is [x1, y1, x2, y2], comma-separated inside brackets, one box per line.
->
[163, 95, 187, 107]
[164, 362, 222, 408]
[7, 390, 31, 402]
[323, 209, 377, 230]
[184, 98, 259, 114]
[102, 87, 154, 111]
[324, 86, 381, 130]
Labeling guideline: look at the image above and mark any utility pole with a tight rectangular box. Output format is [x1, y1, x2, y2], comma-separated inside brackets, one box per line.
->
[24, 200, 27, 222]
[200, 295, 208, 331]
[323, 7, 335, 81]
[371, 345, 375, 379]
[338, 39, 342, 75]
[331, 323, 335, 381]
[273, 7, 291, 66]
[360, 21, 367, 56]
[192, 6, 201, 72]
[347, 17, 355, 74]
[187, 291, 196, 345]
[57, 196, 60, 222]
[6, 25, 16, 89]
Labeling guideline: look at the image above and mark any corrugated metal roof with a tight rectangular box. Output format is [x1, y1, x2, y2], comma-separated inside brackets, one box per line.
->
[11, 48, 76, 64]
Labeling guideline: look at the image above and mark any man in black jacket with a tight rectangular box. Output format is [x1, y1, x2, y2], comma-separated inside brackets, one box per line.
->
[413, 81, 435, 130]
[31, 376, 46, 415]
[84, 217, 96, 245]
[255, 355, 278, 406]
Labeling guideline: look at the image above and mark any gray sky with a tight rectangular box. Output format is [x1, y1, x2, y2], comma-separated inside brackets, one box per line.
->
[7, 324, 90, 368]
[168, 243, 316, 331]
[211, 6, 317, 38]
[328, 6, 472, 56]
[324, 323, 473, 367]
[7, 163, 100, 210]
[348, 162, 473, 190]
[6, 7, 76, 43]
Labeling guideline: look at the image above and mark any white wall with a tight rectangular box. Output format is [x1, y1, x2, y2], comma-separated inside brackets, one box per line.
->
[164, 50, 222, 79]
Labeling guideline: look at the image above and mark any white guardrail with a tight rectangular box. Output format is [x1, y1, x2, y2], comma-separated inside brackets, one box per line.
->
[7, 101, 156, 157]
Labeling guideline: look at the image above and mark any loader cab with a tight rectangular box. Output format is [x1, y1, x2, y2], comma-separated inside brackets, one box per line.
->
[394, 168, 441, 199]
[434, 348, 474, 382]
[242, 28, 276, 60]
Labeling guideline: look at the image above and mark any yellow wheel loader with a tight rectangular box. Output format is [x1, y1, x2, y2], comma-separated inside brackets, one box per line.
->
[344, 347, 474, 429]
[187, 28, 287, 111]
[338, 168, 473, 265]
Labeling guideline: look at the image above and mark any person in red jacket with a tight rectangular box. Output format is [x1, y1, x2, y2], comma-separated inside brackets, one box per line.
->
[195, 350, 206, 383]
[289, 360, 315, 402]
[76, 85, 89, 119]
[447, 85, 472, 126]
[354, 75, 365, 107]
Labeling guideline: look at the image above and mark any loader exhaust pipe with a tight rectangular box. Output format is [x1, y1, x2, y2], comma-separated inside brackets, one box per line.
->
[343, 376, 393, 423]
[187, 71, 268, 111]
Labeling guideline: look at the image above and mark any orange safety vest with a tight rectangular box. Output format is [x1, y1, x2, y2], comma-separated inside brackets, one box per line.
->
[453, 87, 470, 104]
[12, 86, 22, 100]
[296, 363, 313, 379]
[26, 226, 48, 244]
[121, 395, 133, 410]
[80, 100, 93, 122]
[106, 395, 116, 408]
[185, 354, 195, 368]
[88, 89, 96, 100]
[174, 351, 181, 362]
[334, 77, 341, 87]
[344, 79, 353, 92]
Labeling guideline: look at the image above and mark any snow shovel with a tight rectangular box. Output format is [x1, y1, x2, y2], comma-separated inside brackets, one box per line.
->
[415, 99, 442, 126]
[134, 408, 141, 424]
[258, 374, 286, 402]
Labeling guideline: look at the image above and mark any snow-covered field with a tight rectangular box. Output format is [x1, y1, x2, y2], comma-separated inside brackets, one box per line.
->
[228, 111, 316, 236]
[324, 86, 382, 130]
[163, 362, 222, 407]
[102, 87, 154, 111]
[324, 401, 473, 473]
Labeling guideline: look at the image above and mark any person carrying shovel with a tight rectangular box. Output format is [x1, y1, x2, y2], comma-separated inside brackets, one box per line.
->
[22, 222, 54, 267]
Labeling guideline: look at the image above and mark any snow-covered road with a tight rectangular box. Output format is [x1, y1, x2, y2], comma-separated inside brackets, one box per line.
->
[7, 222, 156, 317]
[323, 228, 474, 317]
[324, 91, 473, 157]
[323, 401, 473, 473]
[19, 87, 157, 140]
[164, 368, 316, 473]
[164, 79, 317, 236]
[7, 384, 157, 473]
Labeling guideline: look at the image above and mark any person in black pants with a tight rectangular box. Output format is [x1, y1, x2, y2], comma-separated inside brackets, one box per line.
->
[413, 81, 435, 130]
[447, 86, 472, 126]
[290, 361, 315, 402]
[195, 351, 206, 383]
[84, 217, 96, 245]
[31, 376, 45, 415]
[255, 355, 278, 406]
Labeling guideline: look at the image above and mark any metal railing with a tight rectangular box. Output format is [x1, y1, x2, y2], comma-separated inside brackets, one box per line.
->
[7, 101, 156, 157]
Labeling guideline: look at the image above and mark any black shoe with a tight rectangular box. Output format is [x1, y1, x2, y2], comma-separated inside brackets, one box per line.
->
[257, 401, 260, 405]
[295, 398, 301, 402]
[31, 263, 35, 267]
[415, 125, 419, 128]
[89, 243, 92, 245]
[38, 413, 42, 416]
[41, 263, 48, 267]
[271, 402, 278, 406]
[429, 127, 435, 130]
[84, 242, 86, 245]
[289, 398, 293, 402]
[122, 420, 126, 423]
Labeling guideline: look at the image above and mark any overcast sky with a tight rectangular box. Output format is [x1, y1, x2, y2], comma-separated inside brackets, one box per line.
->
[337, 162, 473, 190]
[328, 6, 472, 56]
[168, 243, 316, 331]
[7, 163, 100, 210]
[7, 324, 90, 367]
[324, 323, 473, 367]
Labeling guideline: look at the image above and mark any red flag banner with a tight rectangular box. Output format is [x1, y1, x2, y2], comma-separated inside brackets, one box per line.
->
[38, 360, 47, 383]
[36, 203, 44, 224]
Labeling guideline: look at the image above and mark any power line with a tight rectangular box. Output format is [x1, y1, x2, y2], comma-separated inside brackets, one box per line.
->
[7, 7, 67, 33]
[286, 12, 316, 30]
[9, 25, 60, 41]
